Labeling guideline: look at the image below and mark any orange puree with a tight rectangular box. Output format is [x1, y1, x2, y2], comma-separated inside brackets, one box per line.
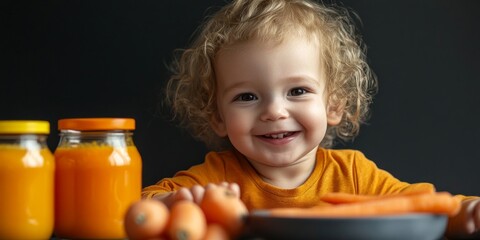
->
[0, 146, 54, 239]
[54, 144, 142, 239]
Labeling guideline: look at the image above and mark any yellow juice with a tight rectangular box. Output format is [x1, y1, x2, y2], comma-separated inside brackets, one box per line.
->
[0, 146, 55, 239]
[54, 145, 142, 239]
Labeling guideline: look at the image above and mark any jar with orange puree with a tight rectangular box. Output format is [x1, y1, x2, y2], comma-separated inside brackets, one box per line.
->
[0, 120, 55, 239]
[54, 118, 142, 239]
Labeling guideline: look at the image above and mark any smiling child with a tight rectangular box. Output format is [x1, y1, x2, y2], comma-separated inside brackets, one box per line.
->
[142, 0, 480, 238]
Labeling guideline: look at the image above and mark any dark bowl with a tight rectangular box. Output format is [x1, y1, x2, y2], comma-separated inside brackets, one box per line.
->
[243, 211, 448, 240]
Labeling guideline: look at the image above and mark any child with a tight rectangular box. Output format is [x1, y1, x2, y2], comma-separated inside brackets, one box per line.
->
[142, 0, 480, 238]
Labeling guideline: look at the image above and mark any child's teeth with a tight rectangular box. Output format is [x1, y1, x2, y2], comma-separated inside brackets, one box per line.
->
[271, 133, 284, 139]
[264, 132, 294, 139]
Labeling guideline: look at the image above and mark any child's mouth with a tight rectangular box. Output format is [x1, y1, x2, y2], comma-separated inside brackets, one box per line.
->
[263, 132, 296, 139]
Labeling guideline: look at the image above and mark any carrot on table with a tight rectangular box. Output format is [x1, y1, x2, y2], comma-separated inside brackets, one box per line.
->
[200, 185, 248, 238]
[167, 200, 207, 240]
[124, 199, 169, 240]
[202, 224, 230, 240]
[269, 192, 461, 218]
[320, 188, 436, 204]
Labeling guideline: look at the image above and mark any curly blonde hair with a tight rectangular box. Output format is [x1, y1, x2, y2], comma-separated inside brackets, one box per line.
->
[166, 0, 377, 149]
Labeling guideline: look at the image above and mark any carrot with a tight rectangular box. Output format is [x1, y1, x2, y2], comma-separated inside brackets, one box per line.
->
[200, 185, 248, 238]
[269, 192, 461, 218]
[202, 224, 230, 240]
[167, 200, 207, 240]
[124, 199, 169, 240]
[320, 188, 436, 204]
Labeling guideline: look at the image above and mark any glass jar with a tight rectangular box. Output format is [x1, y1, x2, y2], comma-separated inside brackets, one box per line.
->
[0, 120, 55, 239]
[54, 118, 142, 239]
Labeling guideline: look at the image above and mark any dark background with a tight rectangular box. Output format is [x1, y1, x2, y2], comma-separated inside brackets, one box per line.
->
[2, 1, 479, 196]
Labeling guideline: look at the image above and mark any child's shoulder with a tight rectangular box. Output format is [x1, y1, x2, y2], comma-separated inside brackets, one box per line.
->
[204, 149, 244, 165]
[317, 148, 371, 164]
[205, 149, 237, 159]
[318, 148, 366, 157]
[202, 149, 249, 173]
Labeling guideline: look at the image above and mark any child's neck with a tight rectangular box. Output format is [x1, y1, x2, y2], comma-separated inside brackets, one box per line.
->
[248, 148, 317, 189]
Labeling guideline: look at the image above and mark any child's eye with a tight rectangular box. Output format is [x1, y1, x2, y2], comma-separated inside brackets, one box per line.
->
[233, 93, 257, 102]
[288, 88, 307, 96]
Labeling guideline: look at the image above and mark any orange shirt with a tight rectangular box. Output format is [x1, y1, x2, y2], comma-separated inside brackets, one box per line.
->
[142, 148, 436, 210]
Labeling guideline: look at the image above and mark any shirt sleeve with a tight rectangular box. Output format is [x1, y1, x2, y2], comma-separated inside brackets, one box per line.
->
[141, 152, 228, 199]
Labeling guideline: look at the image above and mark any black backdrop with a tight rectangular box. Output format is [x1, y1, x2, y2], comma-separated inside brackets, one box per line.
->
[2, 1, 479, 196]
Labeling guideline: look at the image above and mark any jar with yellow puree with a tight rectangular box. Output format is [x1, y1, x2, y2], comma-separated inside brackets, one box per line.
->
[0, 120, 55, 239]
[54, 118, 142, 239]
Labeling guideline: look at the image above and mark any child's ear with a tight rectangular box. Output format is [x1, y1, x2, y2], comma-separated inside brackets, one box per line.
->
[326, 101, 344, 126]
[210, 113, 228, 137]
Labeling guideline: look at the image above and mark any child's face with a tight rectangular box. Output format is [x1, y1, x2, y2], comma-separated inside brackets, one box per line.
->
[212, 36, 342, 167]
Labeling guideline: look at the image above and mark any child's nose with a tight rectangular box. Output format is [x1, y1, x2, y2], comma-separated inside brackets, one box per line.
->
[260, 98, 289, 121]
